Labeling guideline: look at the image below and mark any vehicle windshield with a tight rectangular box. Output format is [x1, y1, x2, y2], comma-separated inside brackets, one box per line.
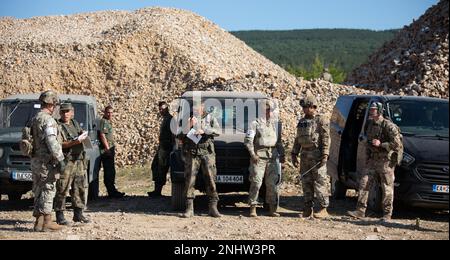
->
[388, 100, 449, 138]
[0, 101, 87, 130]
[178, 98, 266, 133]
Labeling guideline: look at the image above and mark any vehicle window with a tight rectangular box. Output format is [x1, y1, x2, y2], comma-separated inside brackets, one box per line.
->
[0, 101, 41, 128]
[388, 100, 449, 138]
[177, 98, 261, 133]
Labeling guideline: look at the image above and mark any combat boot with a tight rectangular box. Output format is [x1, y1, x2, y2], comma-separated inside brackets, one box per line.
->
[181, 199, 194, 218]
[347, 209, 366, 219]
[381, 213, 392, 222]
[73, 208, 91, 223]
[147, 185, 163, 197]
[268, 204, 280, 217]
[42, 214, 64, 232]
[33, 214, 44, 232]
[56, 211, 70, 225]
[313, 208, 329, 219]
[302, 207, 313, 218]
[249, 205, 257, 218]
[208, 200, 222, 218]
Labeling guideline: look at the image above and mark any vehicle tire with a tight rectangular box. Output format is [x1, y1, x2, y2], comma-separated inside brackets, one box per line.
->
[7, 192, 22, 201]
[171, 182, 186, 211]
[88, 178, 99, 201]
[331, 177, 347, 200]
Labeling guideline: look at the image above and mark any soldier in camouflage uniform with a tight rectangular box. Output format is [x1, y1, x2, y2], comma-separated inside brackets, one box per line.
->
[180, 102, 221, 218]
[348, 102, 403, 221]
[148, 101, 174, 197]
[245, 100, 285, 218]
[30, 90, 65, 232]
[54, 103, 90, 225]
[291, 95, 331, 219]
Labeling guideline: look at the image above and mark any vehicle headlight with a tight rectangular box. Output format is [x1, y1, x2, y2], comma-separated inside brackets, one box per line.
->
[0, 147, 4, 159]
[401, 152, 415, 167]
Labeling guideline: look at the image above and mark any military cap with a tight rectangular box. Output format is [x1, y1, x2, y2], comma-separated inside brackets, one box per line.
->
[300, 95, 318, 108]
[60, 102, 74, 111]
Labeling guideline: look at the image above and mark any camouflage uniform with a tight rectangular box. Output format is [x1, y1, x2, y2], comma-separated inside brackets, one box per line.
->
[355, 116, 402, 218]
[150, 113, 174, 193]
[292, 113, 331, 212]
[245, 118, 284, 211]
[181, 112, 221, 218]
[30, 90, 65, 231]
[31, 111, 64, 217]
[54, 118, 87, 213]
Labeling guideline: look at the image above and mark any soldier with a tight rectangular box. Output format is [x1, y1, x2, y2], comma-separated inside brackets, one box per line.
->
[30, 90, 65, 232]
[245, 100, 285, 218]
[54, 103, 90, 225]
[98, 105, 125, 198]
[321, 68, 333, 83]
[148, 101, 175, 197]
[179, 102, 221, 218]
[291, 95, 331, 219]
[348, 102, 403, 221]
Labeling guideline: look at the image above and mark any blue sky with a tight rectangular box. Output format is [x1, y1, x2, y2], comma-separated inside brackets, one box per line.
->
[0, 0, 439, 31]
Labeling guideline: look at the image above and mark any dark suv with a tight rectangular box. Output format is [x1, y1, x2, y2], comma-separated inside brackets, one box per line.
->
[329, 95, 449, 210]
[169, 91, 282, 210]
[0, 94, 101, 200]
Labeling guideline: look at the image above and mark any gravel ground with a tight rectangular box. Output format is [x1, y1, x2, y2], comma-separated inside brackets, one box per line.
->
[0, 171, 448, 240]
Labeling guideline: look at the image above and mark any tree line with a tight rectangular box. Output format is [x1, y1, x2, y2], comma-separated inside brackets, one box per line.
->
[231, 29, 398, 83]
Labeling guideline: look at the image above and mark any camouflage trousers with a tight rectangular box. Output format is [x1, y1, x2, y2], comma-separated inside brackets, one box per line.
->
[152, 147, 171, 187]
[300, 150, 330, 209]
[31, 158, 58, 217]
[356, 158, 395, 216]
[54, 160, 87, 211]
[248, 157, 281, 206]
[184, 153, 219, 201]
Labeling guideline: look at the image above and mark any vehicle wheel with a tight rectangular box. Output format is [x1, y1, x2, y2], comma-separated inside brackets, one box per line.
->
[171, 182, 186, 211]
[368, 184, 382, 213]
[7, 192, 22, 201]
[88, 178, 99, 201]
[331, 176, 347, 200]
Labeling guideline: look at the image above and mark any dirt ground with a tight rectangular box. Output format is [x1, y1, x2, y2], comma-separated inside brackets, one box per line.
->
[0, 167, 448, 240]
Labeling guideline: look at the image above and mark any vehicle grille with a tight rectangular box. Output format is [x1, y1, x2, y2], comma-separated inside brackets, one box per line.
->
[419, 192, 449, 203]
[215, 146, 250, 172]
[416, 162, 449, 184]
[9, 155, 31, 166]
[11, 143, 21, 152]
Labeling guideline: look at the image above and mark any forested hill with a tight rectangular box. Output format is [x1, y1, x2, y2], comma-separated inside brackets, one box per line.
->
[231, 29, 398, 79]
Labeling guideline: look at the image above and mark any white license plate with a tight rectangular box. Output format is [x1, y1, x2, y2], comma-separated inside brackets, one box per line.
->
[11, 171, 33, 182]
[433, 185, 449, 194]
[216, 175, 244, 184]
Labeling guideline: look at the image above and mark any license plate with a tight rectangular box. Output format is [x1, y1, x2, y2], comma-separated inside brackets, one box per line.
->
[11, 171, 33, 182]
[216, 175, 244, 184]
[433, 185, 449, 194]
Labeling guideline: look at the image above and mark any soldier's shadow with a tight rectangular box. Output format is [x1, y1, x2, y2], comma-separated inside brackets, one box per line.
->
[0, 219, 33, 232]
[85, 193, 263, 217]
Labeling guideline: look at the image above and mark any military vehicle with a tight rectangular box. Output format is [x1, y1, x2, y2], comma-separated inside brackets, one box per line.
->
[169, 91, 282, 210]
[0, 94, 101, 200]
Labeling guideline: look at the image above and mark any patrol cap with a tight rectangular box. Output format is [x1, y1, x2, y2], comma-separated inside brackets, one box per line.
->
[60, 102, 74, 111]
[300, 95, 318, 108]
[39, 90, 59, 105]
